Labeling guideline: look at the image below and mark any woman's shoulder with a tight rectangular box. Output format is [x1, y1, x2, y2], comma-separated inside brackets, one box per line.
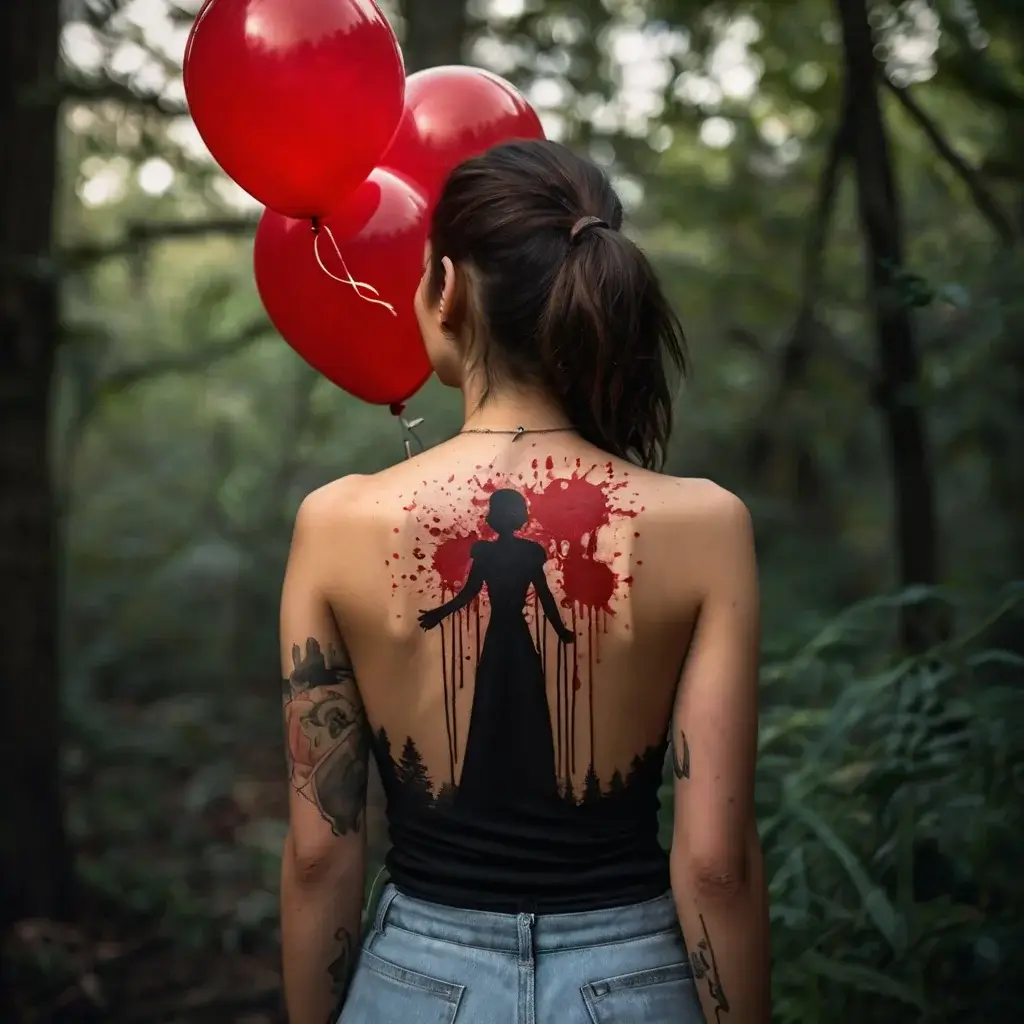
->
[611, 464, 750, 528]
[580, 443, 747, 521]
[292, 474, 372, 531]
[660, 476, 750, 524]
[652, 478, 757, 589]
[520, 535, 547, 557]
[621, 473, 755, 586]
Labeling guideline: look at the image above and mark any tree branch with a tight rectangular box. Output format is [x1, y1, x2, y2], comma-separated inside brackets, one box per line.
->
[98, 319, 273, 395]
[61, 77, 189, 118]
[796, 93, 855, 327]
[935, 13, 1024, 114]
[773, 96, 859, 394]
[62, 217, 260, 269]
[883, 76, 1017, 247]
[742, 97, 860, 509]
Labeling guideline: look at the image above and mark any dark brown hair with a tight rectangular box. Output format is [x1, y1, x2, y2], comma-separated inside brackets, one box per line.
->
[426, 139, 688, 470]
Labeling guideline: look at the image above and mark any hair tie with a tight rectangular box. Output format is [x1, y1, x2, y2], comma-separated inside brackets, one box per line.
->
[569, 215, 608, 245]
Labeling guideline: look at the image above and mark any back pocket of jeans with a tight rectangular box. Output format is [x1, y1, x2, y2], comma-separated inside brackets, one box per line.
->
[582, 962, 699, 1024]
[341, 949, 465, 1024]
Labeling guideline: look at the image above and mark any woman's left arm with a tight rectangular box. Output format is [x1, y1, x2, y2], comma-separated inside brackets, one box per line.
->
[280, 491, 369, 1024]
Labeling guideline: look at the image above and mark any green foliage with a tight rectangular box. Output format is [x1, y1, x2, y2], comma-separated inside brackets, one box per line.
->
[742, 587, 1019, 1023]
[65, 690, 286, 952]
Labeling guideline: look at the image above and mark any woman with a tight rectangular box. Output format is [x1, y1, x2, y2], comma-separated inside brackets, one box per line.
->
[279, 139, 770, 1024]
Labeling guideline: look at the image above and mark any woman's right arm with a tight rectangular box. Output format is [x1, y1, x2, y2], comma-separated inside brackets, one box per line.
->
[420, 558, 485, 627]
[669, 487, 771, 1024]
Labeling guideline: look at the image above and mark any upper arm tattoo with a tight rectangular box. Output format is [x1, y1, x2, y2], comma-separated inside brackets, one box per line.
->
[283, 637, 370, 836]
[670, 728, 691, 780]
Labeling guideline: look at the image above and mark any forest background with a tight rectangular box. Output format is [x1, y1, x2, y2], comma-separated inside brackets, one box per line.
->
[1, 0, 1022, 1021]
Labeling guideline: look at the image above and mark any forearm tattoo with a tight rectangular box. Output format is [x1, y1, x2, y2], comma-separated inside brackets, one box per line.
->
[325, 926, 356, 1021]
[690, 913, 730, 1021]
[670, 728, 690, 779]
[282, 637, 370, 836]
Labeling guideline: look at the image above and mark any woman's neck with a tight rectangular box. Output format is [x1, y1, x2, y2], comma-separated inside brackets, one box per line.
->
[461, 380, 571, 433]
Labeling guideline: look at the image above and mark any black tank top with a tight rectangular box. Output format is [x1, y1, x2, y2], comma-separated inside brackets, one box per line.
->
[370, 484, 670, 914]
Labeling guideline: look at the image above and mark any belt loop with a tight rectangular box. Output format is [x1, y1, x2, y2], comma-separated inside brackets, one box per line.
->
[516, 912, 535, 965]
[371, 883, 399, 937]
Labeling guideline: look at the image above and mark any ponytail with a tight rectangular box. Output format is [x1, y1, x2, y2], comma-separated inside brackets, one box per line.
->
[538, 222, 687, 469]
[429, 139, 688, 468]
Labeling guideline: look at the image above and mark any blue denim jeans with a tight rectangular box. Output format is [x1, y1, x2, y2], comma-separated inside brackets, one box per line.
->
[338, 884, 705, 1023]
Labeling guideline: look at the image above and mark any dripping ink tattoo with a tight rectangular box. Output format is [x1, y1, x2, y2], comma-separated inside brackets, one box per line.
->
[690, 914, 730, 1021]
[379, 458, 656, 812]
[418, 489, 574, 809]
[325, 926, 356, 1022]
[671, 729, 691, 779]
[282, 637, 370, 836]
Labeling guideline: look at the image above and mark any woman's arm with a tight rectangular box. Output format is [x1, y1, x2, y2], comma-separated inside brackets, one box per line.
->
[419, 559, 484, 627]
[669, 488, 770, 1024]
[280, 490, 369, 1024]
[532, 563, 574, 642]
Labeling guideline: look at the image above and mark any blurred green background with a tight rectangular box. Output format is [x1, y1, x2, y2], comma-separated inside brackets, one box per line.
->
[1, 0, 1022, 1021]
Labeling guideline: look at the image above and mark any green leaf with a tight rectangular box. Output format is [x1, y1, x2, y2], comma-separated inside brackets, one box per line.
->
[936, 282, 971, 308]
[792, 804, 907, 955]
[800, 950, 925, 1009]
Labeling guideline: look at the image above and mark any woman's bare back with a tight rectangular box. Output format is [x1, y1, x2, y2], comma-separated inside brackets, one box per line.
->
[317, 436, 710, 811]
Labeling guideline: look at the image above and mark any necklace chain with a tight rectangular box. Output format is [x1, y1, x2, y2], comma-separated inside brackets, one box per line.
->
[459, 425, 575, 440]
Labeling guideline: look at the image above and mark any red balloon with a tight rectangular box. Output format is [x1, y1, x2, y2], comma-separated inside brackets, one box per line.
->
[381, 66, 545, 202]
[254, 169, 432, 405]
[184, 0, 405, 218]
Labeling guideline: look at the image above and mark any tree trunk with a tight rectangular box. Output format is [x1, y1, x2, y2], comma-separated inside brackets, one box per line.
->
[0, 0, 74, 929]
[399, 0, 468, 72]
[836, 0, 945, 649]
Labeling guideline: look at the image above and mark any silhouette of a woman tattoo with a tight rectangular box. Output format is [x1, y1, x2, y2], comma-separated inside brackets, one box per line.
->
[418, 489, 574, 810]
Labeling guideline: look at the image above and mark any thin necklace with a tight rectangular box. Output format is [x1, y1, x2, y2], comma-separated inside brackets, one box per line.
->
[459, 425, 575, 441]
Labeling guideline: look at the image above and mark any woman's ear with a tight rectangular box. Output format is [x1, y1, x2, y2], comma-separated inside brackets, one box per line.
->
[439, 256, 456, 321]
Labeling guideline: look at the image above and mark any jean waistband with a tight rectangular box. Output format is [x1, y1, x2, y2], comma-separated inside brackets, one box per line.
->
[371, 884, 679, 954]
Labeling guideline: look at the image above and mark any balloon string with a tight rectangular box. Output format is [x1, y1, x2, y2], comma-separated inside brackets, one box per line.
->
[391, 408, 426, 461]
[313, 222, 397, 316]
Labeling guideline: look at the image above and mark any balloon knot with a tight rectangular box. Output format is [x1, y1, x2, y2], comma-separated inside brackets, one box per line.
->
[310, 217, 321, 235]
[389, 402, 406, 417]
